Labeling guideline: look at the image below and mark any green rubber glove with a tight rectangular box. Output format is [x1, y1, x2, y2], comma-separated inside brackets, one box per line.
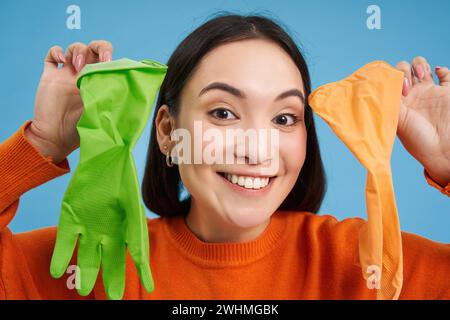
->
[50, 58, 167, 300]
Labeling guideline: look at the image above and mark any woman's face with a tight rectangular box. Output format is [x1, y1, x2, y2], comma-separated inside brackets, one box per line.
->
[164, 39, 307, 230]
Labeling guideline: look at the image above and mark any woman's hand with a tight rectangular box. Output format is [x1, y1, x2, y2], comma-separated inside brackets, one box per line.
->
[25, 41, 113, 163]
[396, 57, 450, 187]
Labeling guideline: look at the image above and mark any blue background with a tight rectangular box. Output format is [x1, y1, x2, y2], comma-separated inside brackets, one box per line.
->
[0, 0, 448, 242]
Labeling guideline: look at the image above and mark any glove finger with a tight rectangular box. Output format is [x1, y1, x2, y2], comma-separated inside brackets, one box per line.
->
[119, 154, 153, 293]
[50, 229, 79, 279]
[135, 260, 154, 293]
[128, 241, 154, 293]
[127, 215, 154, 292]
[76, 235, 102, 297]
[121, 168, 154, 292]
[101, 243, 126, 300]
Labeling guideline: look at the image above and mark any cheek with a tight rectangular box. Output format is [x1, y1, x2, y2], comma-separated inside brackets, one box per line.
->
[281, 129, 307, 173]
[178, 163, 215, 201]
[178, 164, 201, 197]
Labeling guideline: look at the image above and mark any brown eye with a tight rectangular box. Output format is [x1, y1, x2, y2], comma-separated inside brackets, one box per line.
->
[209, 108, 238, 120]
[272, 113, 299, 126]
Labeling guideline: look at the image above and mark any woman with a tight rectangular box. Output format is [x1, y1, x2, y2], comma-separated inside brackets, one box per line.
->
[0, 14, 449, 300]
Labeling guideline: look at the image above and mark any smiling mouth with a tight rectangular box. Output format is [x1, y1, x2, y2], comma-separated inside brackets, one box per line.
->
[216, 172, 276, 190]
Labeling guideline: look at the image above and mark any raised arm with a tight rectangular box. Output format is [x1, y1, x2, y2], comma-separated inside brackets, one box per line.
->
[1, 39, 114, 234]
[0, 41, 114, 299]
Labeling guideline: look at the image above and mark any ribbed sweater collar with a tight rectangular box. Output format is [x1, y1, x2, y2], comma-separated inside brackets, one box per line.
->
[163, 211, 289, 266]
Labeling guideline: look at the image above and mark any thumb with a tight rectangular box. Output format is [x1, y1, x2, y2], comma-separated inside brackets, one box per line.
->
[435, 66, 450, 86]
[397, 101, 409, 136]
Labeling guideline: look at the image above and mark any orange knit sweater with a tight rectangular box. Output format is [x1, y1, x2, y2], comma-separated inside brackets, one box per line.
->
[0, 121, 449, 300]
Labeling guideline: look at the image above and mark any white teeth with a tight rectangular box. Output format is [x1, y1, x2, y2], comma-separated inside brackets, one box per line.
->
[223, 173, 271, 189]
[253, 178, 261, 189]
[244, 177, 253, 188]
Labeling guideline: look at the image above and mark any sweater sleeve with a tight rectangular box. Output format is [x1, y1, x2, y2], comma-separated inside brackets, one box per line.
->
[0, 121, 91, 299]
[399, 231, 450, 299]
[306, 214, 450, 299]
[0, 121, 70, 229]
[395, 170, 450, 299]
[398, 169, 450, 298]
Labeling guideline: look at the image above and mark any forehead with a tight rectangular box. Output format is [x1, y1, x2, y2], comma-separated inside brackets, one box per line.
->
[183, 39, 305, 99]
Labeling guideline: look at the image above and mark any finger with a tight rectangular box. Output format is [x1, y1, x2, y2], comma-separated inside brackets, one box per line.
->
[87, 40, 113, 63]
[66, 42, 88, 73]
[435, 66, 450, 87]
[76, 235, 102, 296]
[396, 61, 413, 96]
[412, 56, 433, 83]
[44, 45, 66, 70]
[101, 243, 126, 300]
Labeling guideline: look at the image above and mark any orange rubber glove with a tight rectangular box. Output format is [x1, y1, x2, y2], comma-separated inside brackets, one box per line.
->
[309, 61, 405, 299]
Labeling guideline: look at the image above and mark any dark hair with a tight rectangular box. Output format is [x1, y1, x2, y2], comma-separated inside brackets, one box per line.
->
[142, 12, 326, 217]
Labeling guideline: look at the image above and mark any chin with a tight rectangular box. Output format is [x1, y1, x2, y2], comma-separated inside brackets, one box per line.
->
[225, 206, 273, 229]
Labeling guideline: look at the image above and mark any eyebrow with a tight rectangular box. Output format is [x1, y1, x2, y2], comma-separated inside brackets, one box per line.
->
[198, 82, 305, 105]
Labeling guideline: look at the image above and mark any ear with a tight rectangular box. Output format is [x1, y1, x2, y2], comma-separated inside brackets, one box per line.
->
[155, 104, 176, 154]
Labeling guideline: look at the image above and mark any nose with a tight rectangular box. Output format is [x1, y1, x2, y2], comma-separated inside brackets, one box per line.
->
[234, 143, 271, 165]
[231, 127, 280, 166]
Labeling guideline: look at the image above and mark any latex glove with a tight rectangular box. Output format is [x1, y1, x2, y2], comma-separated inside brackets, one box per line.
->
[309, 61, 404, 300]
[50, 58, 167, 300]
